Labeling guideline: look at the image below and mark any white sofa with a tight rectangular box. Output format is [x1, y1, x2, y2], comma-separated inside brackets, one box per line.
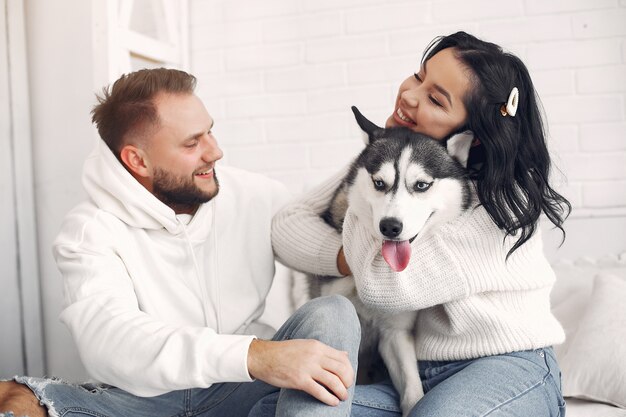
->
[263, 245, 626, 416]
[550, 253, 626, 417]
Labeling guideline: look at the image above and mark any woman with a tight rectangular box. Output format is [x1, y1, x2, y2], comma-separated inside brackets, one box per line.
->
[264, 31, 570, 416]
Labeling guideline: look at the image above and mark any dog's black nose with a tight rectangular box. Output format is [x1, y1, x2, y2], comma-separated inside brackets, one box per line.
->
[380, 218, 403, 239]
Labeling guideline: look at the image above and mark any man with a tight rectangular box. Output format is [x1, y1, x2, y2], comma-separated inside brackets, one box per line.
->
[0, 68, 359, 417]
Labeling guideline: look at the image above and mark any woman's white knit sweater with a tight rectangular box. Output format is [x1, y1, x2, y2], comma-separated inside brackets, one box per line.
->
[272, 169, 565, 361]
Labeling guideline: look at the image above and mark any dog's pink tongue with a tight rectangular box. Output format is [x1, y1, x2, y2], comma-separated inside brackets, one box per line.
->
[381, 240, 411, 272]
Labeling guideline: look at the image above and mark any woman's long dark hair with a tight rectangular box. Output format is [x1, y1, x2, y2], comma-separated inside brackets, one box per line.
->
[423, 32, 571, 256]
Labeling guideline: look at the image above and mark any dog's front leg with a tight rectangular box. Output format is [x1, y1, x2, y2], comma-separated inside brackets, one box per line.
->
[379, 321, 423, 417]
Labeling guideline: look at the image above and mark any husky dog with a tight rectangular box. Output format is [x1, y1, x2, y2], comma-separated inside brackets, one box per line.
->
[293, 106, 474, 416]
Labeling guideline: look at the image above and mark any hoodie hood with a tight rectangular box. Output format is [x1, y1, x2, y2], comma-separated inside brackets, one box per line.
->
[82, 139, 199, 235]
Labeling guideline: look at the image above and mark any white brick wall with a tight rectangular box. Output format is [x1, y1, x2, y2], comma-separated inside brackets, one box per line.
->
[189, 0, 626, 224]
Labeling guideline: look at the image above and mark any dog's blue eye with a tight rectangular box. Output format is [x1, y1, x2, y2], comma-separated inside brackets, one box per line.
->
[414, 182, 432, 192]
[372, 179, 386, 190]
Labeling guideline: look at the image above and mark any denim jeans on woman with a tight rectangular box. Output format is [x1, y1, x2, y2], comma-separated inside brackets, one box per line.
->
[2, 295, 361, 417]
[250, 346, 566, 417]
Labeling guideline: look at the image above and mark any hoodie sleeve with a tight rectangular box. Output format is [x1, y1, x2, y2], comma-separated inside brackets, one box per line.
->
[53, 211, 255, 397]
[271, 166, 349, 277]
[269, 176, 292, 217]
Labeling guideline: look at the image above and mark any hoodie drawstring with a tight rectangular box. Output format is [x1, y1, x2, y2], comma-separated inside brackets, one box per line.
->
[212, 200, 223, 333]
[179, 201, 221, 332]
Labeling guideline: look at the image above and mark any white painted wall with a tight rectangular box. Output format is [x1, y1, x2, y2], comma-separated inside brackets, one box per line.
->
[24, 0, 97, 381]
[189, 0, 626, 256]
[0, 0, 25, 377]
[0, 0, 44, 378]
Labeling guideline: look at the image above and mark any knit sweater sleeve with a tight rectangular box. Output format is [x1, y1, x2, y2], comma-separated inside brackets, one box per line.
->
[271, 166, 349, 277]
[343, 205, 555, 313]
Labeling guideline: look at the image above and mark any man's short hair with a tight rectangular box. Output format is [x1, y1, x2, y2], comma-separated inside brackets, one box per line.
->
[91, 68, 197, 156]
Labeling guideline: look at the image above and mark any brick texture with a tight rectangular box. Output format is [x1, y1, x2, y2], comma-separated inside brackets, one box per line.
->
[189, 0, 626, 220]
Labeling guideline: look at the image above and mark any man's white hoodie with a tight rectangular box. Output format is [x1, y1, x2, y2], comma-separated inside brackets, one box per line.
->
[53, 140, 288, 397]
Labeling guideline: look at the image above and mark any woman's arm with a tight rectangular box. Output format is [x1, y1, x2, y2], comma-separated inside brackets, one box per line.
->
[342, 206, 555, 312]
[272, 166, 349, 277]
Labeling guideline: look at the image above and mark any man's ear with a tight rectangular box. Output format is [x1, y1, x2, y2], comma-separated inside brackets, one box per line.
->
[120, 144, 150, 178]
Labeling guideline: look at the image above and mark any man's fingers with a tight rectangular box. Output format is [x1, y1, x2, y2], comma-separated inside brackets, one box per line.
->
[321, 353, 355, 388]
[314, 368, 349, 401]
[248, 338, 355, 406]
[322, 345, 350, 362]
[303, 378, 341, 406]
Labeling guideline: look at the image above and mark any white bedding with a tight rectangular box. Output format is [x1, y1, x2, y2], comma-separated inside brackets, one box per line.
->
[566, 398, 626, 417]
[551, 253, 626, 416]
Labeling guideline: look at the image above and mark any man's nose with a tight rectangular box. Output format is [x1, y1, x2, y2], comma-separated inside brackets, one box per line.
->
[202, 134, 223, 161]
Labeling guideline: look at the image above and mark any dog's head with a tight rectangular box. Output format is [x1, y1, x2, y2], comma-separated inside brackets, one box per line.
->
[346, 106, 473, 272]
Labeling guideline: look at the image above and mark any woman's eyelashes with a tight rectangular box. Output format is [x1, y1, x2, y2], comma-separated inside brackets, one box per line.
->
[413, 72, 444, 108]
[430, 97, 443, 107]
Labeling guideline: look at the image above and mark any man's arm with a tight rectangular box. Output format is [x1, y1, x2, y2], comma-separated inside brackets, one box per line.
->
[54, 217, 255, 396]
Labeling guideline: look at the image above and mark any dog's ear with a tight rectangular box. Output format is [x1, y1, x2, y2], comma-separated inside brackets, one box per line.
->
[351, 106, 383, 145]
[446, 131, 474, 168]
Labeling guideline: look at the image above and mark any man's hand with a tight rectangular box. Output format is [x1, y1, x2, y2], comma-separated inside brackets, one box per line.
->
[247, 339, 354, 406]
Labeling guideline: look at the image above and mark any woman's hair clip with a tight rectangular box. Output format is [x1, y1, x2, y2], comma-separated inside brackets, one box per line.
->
[500, 87, 519, 117]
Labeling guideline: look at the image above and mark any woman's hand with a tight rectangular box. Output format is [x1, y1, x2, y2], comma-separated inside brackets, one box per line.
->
[337, 247, 352, 276]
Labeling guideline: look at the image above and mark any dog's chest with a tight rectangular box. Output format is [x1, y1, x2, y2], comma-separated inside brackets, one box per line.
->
[319, 275, 417, 337]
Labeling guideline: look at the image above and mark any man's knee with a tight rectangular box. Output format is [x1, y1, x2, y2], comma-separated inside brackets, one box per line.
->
[0, 381, 47, 417]
[303, 295, 360, 335]
[326, 294, 359, 324]
[309, 294, 356, 317]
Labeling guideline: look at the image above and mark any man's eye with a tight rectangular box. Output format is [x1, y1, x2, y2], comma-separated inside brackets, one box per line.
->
[413, 73, 422, 82]
[372, 179, 386, 190]
[414, 182, 432, 192]
[185, 141, 198, 148]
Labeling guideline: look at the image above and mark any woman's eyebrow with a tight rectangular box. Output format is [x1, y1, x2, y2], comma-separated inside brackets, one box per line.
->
[423, 62, 453, 108]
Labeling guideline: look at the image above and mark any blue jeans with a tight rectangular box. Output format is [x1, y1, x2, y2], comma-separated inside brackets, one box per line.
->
[3, 295, 360, 417]
[251, 347, 566, 417]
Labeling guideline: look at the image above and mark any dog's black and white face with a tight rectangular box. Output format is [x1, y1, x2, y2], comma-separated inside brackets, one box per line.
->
[344, 107, 472, 271]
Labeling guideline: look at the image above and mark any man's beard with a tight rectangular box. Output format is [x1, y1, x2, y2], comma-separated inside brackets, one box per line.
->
[152, 167, 219, 214]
